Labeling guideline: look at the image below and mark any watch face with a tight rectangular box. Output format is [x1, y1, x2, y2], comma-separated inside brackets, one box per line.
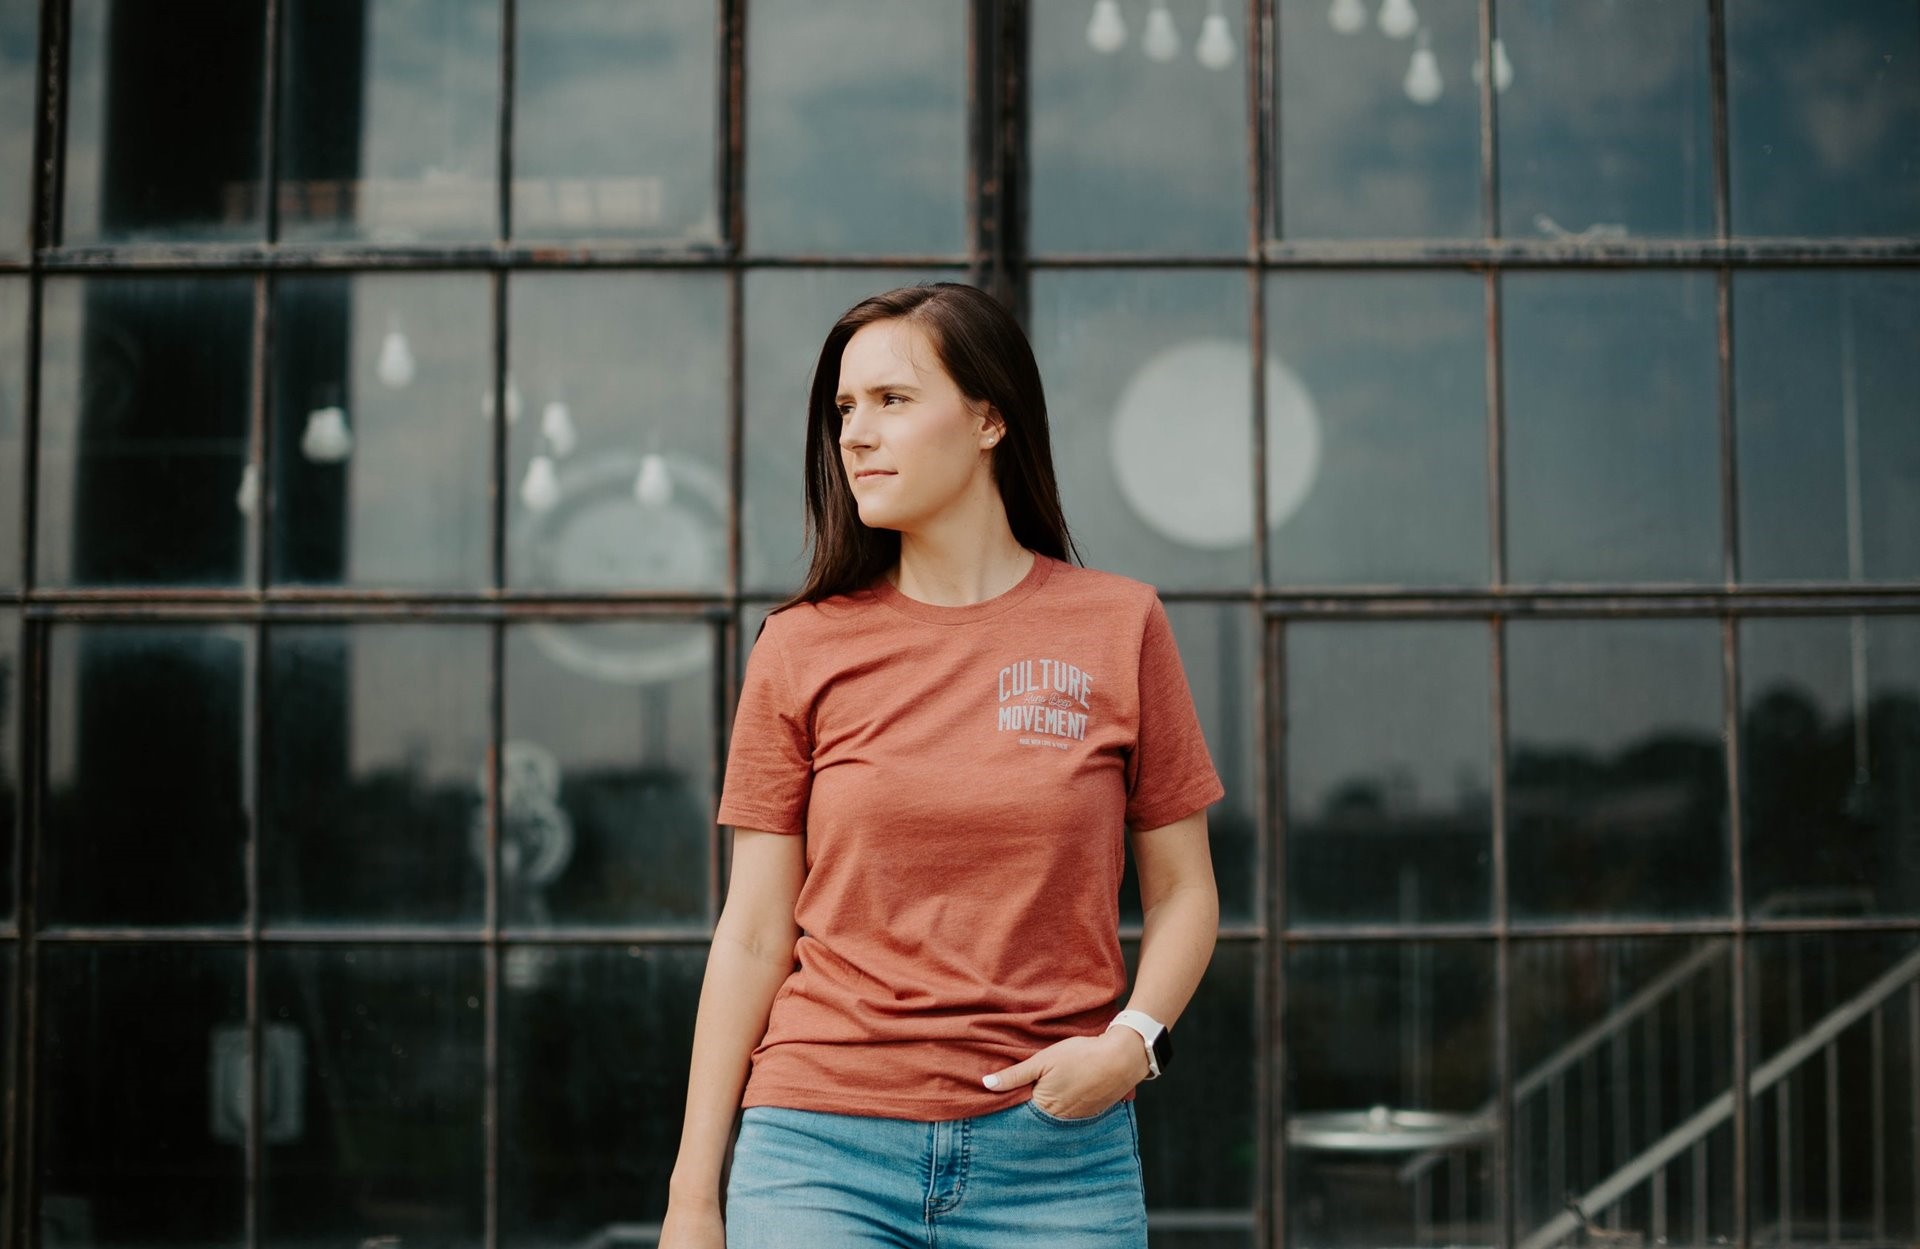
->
[1154, 1027, 1173, 1072]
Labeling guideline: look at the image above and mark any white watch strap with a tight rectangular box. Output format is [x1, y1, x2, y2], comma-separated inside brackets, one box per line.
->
[1106, 1010, 1164, 1080]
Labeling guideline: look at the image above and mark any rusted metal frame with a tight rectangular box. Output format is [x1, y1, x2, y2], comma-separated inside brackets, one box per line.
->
[714, 0, 745, 936]
[9, 620, 43, 1249]
[21, 598, 738, 621]
[26, 923, 1275, 947]
[1280, 915, 1920, 943]
[966, 0, 1023, 312]
[1258, 590, 1920, 619]
[1263, 615, 1286, 1248]
[1247, 0, 1273, 1235]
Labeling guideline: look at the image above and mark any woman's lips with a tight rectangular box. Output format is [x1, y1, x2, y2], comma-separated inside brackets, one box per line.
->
[855, 471, 895, 480]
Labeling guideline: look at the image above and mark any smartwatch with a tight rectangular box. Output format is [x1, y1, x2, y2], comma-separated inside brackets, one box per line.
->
[1106, 1009, 1173, 1080]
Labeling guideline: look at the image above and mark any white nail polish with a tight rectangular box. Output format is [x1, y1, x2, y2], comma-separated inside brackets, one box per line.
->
[983, 1074, 1000, 1089]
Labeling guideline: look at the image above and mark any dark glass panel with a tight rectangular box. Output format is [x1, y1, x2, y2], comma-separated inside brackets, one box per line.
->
[1029, 270, 1253, 590]
[512, 0, 719, 243]
[505, 272, 728, 593]
[1735, 271, 1920, 584]
[0, 276, 22, 588]
[0, 0, 34, 249]
[0, 611, 14, 923]
[1264, 272, 1487, 587]
[262, 623, 489, 928]
[1512, 938, 1736, 1246]
[260, 945, 485, 1244]
[41, 623, 252, 928]
[38, 943, 247, 1247]
[269, 274, 492, 589]
[1741, 616, 1920, 919]
[1286, 941, 1496, 1248]
[1286, 621, 1492, 927]
[63, 0, 266, 243]
[502, 620, 715, 929]
[1506, 619, 1728, 922]
[745, 0, 967, 256]
[36, 276, 256, 588]
[499, 944, 704, 1244]
[1503, 272, 1720, 585]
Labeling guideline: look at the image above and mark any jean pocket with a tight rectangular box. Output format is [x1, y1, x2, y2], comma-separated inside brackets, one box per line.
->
[1023, 1096, 1126, 1127]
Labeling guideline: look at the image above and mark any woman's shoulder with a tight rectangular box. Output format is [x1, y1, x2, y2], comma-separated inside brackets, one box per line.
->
[1045, 556, 1167, 617]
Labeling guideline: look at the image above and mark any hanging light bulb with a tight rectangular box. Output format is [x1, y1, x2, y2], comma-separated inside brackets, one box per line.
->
[1378, 0, 1418, 39]
[634, 453, 674, 508]
[376, 316, 415, 388]
[540, 398, 578, 458]
[1196, 1, 1236, 69]
[1328, 0, 1366, 34]
[234, 461, 260, 517]
[1086, 0, 1127, 53]
[1142, 0, 1180, 61]
[301, 405, 354, 463]
[1403, 28, 1443, 103]
[520, 454, 560, 513]
[1471, 35, 1515, 92]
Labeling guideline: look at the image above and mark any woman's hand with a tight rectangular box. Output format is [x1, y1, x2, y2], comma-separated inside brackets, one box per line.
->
[658, 1195, 725, 1249]
[980, 1028, 1151, 1119]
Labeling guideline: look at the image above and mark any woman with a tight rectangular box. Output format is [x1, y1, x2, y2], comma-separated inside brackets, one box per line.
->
[660, 282, 1223, 1249]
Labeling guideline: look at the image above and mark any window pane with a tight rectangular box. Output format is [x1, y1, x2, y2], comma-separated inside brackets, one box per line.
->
[0, 0, 36, 250]
[1735, 271, 1920, 584]
[262, 623, 489, 927]
[1741, 616, 1920, 920]
[745, 0, 966, 256]
[1507, 619, 1728, 922]
[1728, 0, 1920, 237]
[1287, 621, 1492, 927]
[1503, 272, 1720, 585]
[62, 0, 266, 244]
[512, 0, 718, 243]
[1286, 941, 1495, 1248]
[1030, 270, 1254, 590]
[42, 623, 252, 928]
[0, 611, 16, 923]
[1513, 938, 1736, 1246]
[1029, 0, 1246, 255]
[740, 268, 960, 594]
[1265, 273, 1488, 587]
[506, 273, 727, 593]
[1748, 933, 1920, 1244]
[270, 274, 492, 589]
[0, 276, 22, 589]
[37, 276, 256, 588]
[279, 0, 500, 243]
[261, 945, 484, 1243]
[502, 621, 715, 929]
[500, 944, 703, 1244]
[39, 943, 247, 1247]
[1276, 0, 1480, 240]
[1494, 0, 1712, 241]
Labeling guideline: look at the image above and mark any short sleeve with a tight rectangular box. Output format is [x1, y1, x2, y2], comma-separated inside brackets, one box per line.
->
[715, 614, 812, 835]
[1124, 596, 1227, 831]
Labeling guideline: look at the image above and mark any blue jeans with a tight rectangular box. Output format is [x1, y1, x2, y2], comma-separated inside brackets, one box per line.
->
[724, 1098, 1148, 1248]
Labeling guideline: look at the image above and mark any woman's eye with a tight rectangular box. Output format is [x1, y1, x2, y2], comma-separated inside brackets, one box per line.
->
[884, 394, 904, 405]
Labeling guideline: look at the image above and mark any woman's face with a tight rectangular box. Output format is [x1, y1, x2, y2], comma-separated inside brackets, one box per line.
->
[835, 318, 1001, 534]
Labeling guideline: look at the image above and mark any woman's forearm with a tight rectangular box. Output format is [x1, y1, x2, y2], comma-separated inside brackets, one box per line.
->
[1123, 879, 1219, 1030]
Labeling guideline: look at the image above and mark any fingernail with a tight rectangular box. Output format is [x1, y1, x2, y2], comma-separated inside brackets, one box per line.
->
[983, 1074, 1000, 1089]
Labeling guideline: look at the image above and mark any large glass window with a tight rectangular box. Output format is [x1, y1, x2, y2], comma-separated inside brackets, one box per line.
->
[0, 0, 39, 250]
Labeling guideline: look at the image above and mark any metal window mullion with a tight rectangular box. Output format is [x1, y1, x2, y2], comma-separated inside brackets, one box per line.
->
[1479, 0, 1500, 243]
[1725, 614, 1751, 1248]
[1707, 0, 1731, 244]
[1264, 617, 1287, 1249]
[11, 618, 45, 1249]
[1247, 4, 1273, 1239]
[483, 618, 503, 1249]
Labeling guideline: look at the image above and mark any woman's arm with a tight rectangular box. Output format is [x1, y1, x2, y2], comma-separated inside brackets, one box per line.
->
[659, 828, 806, 1245]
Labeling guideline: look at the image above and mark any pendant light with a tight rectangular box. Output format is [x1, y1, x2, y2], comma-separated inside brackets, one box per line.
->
[1142, 0, 1180, 61]
[1196, 0, 1236, 69]
[1086, 0, 1127, 53]
[1378, 0, 1418, 39]
[1403, 27, 1442, 103]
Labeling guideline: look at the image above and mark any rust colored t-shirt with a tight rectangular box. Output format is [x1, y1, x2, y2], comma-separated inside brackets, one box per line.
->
[714, 550, 1226, 1121]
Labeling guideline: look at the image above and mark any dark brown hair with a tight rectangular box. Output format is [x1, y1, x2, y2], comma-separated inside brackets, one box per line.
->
[772, 282, 1081, 613]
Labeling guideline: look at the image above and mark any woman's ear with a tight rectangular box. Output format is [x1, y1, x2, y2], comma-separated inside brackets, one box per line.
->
[979, 405, 1006, 449]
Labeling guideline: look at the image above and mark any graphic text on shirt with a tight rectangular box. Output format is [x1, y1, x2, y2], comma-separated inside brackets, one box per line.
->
[995, 657, 1094, 747]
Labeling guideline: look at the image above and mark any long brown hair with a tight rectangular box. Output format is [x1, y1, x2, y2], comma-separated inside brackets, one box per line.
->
[772, 282, 1081, 614]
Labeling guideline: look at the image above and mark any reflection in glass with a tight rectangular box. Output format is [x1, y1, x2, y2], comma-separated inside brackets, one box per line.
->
[1276, 0, 1480, 240]
[1507, 619, 1727, 921]
[1728, 1, 1920, 237]
[745, 0, 967, 256]
[1028, 0, 1245, 254]
[270, 274, 492, 588]
[0, 277, 23, 588]
[1030, 270, 1253, 590]
[42, 623, 252, 928]
[1494, 0, 1711, 241]
[0, 611, 16, 922]
[279, 0, 500, 243]
[63, 0, 266, 244]
[38, 943, 247, 1246]
[502, 621, 715, 929]
[1265, 273, 1487, 587]
[37, 276, 256, 587]
[1513, 938, 1735, 1246]
[500, 944, 704, 1243]
[0, 0, 38, 249]
[513, 0, 719, 242]
[1749, 933, 1920, 1245]
[1287, 941, 1495, 1249]
[261, 946, 484, 1243]
[1735, 272, 1920, 584]
[262, 623, 489, 927]
[1742, 617, 1920, 919]
[1287, 621, 1492, 926]
[741, 268, 960, 592]
[1503, 272, 1720, 585]
[506, 273, 727, 592]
